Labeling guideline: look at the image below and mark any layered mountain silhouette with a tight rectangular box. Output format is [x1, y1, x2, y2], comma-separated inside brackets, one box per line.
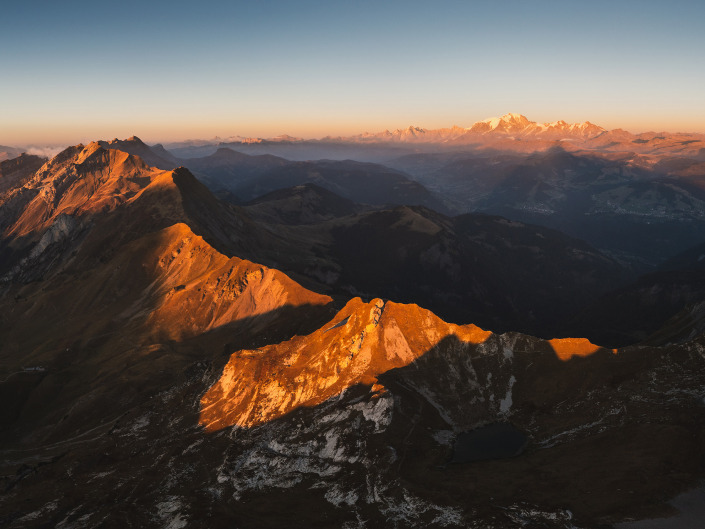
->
[82, 138, 633, 337]
[98, 127, 705, 273]
[0, 153, 46, 194]
[88, 138, 452, 213]
[163, 113, 705, 160]
[388, 147, 705, 268]
[2, 133, 705, 528]
[184, 149, 451, 213]
[134, 116, 705, 270]
[239, 202, 628, 337]
[0, 145, 25, 163]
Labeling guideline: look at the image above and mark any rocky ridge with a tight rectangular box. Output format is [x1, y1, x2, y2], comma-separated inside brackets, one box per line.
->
[197, 298, 705, 527]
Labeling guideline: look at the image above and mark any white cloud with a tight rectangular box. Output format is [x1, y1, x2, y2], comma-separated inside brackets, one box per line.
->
[24, 146, 64, 158]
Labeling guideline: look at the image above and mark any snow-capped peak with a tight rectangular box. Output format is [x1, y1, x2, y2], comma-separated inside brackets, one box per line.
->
[483, 117, 503, 130]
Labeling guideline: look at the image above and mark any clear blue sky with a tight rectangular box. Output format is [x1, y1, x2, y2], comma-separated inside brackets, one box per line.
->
[1, 0, 703, 145]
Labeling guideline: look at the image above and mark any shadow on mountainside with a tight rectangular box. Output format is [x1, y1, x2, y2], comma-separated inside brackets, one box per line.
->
[3, 319, 705, 528]
[195, 302, 705, 527]
[0, 299, 336, 448]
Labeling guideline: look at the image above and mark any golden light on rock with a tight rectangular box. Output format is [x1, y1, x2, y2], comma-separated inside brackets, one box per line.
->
[199, 298, 492, 431]
[548, 337, 612, 361]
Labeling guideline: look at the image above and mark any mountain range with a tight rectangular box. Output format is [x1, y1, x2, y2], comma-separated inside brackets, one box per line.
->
[162, 113, 705, 160]
[2, 121, 705, 528]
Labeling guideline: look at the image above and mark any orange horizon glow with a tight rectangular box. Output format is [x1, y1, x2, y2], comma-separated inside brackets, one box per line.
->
[4, 2, 702, 149]
[3, 114, 704, 149]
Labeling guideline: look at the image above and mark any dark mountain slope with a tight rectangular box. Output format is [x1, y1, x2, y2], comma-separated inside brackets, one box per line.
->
[389, 148, 705, 269]
[244, 183, 364, 225]
[238, 194, 630, 337]
[182, 147, 289, 189]
[328, 206, 628, 336]
[178, 148, 451, 214]
[234, 159, 450, 212]
[567, 239, 705, 346]
[0, 154, 46, 194]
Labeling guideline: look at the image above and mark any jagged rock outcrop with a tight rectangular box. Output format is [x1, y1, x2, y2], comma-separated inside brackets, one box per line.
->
[200, 298, 626, 435]
[200, 298, 492, 430]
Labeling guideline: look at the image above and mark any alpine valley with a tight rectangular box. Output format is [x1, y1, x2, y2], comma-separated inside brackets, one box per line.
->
[2, 115, 705, 529]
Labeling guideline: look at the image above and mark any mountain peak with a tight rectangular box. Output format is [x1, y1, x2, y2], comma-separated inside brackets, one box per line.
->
[199, 297, 493, 430]
[97, 136, 177, 170]
[4, 142, 170, 239]
[473, 113, 531, 133]
[465, 113, 606, 140]
[501, 112, 530, 123]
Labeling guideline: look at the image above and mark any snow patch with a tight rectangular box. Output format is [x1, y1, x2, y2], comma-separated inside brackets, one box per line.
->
[503, 346, 513, 361]
[432, 430, 455, 446]
[407, 382, 456, 426]
[499, 375, 516, 414]
[182, 438, 204, 455]
[380, 488, 464, 527]
[156, 497, 188, 529]
[88, 470, 115, 482]
[357, 393, 393, 432]
[131, 413, 150, 433]
[14, 500, 59, 522]
[325, 483, 359, 506]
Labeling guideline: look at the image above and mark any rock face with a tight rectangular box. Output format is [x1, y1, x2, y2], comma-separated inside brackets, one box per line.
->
[144, 223, 333, 341]
[200, 298, 492, 430]
[8, 143, 169, 235]
[97, 135, 180, 170]
[195, 298, 705, 528]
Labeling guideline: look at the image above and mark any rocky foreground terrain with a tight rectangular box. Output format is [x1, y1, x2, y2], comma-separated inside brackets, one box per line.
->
[1, 141, 705, 528]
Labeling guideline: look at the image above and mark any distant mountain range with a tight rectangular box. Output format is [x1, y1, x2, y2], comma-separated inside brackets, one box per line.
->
[97, 128, 704, 271]
[335, 113, 607, 144]
[163, 113, 705, 160]
[0, 145, 25, 162]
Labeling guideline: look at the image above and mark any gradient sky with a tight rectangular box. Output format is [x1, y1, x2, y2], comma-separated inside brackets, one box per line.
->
[1, 0, 704, 146]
